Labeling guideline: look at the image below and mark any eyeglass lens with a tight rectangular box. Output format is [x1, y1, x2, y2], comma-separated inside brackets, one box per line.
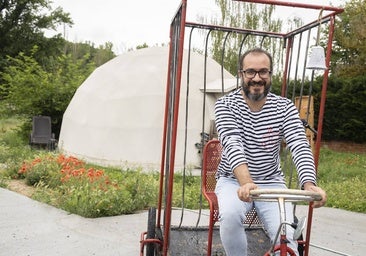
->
[242, 69, 271, 78]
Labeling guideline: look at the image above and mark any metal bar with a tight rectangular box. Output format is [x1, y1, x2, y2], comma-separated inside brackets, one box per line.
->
[295, 36, 309, 108]
[310, 243, 353, 256]
[221, 31, 232, 95]
[284, 15, 331, 39]
[304, 33, 313, 123]
[233, 0, 344, 13]
[304, 204, 314, 256]
[178, 27, 196, 229]
[195, 29, 213, 229]
[185, 8, 340, 44]
[281, 37, 292, 97]
[299, 29, 312, 106]
[163, 2, 187, 255]
[237, 34, 250, 89]
[286, 37, 295, 100]
[157, 13, 176, 229]
[314, 15, 336, 169]
[186, 21, 285, 38]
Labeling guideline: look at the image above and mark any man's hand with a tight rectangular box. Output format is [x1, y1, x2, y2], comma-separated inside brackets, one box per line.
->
[234, 164, 257, 202]
[237, 182, 258, 202]
[303, 182, 327, 208]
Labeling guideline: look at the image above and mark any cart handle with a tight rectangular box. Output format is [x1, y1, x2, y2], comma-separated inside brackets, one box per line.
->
[249, 189, 322, 202]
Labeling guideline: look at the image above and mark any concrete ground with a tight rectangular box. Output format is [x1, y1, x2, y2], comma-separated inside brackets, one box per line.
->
[1, 187, 365, 256]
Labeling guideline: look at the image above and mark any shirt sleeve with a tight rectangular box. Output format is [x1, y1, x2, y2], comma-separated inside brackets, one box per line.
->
[214, 96, 247, 173]
[282, 101, 317, 187]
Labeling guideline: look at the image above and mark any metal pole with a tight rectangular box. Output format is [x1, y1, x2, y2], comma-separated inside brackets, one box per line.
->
[162, 1, 187, 255]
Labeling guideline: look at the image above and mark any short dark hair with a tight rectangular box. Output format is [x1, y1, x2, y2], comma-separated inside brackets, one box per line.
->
[239, 48, 273, 71]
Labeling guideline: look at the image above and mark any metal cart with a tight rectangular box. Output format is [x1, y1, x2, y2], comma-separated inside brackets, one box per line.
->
[140, 1, 344, 255]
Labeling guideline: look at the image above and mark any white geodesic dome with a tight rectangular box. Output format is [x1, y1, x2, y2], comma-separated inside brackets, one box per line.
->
[58, 46, 236, 170]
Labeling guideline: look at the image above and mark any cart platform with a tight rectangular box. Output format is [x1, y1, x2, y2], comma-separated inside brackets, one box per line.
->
[169, 226, 270, 255]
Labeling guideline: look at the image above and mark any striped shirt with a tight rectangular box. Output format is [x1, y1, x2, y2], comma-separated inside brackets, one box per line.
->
[214, 89, 317, 187]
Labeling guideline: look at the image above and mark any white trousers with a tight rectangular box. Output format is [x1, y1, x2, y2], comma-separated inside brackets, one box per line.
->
[215, 177, 299, 256]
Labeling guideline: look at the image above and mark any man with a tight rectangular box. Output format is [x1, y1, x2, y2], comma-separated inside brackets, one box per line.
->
[214, 48, 327, 256]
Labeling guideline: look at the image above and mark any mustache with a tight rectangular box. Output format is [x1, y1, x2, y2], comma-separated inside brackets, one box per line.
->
[248, 80, 266, 86]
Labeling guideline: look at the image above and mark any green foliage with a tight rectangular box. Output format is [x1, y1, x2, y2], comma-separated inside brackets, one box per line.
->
[13, 151, 161, 217]
[321, 75, 366, 142]
[0, 0, 72, 71]
[0, 1, 115, 141]
[136, 43, 149, 50]
[51, 175, 134, 218]
[63, 41, 116, 67]
[173, 172, 209, 209]
[0, 118, 34, 177]
[21, 154, 62, 187]
[331, 0, 366, 77]
[0, 47, 96, 138]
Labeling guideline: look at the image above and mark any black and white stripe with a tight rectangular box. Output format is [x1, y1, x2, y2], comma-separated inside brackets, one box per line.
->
[214, 89, 317, 187]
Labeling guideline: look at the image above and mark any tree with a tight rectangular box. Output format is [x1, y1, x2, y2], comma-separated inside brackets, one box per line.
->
[321, 76, 366, 142]
[63, 41, 116, 67]
[0, 0, 72, 70]
[201, 0, 283, 76]
[331, 0, 366, 77]
[0, 47, 96, 139]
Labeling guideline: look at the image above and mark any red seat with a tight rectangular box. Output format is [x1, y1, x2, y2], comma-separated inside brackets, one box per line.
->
[202, 139, 262, 255]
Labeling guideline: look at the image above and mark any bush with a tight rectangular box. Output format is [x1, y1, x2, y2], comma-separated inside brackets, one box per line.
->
[0, 49, 96, 139]
[0, 120, 35, 179]
[18, 153, 161, 217]
[321, 75, 366, 142]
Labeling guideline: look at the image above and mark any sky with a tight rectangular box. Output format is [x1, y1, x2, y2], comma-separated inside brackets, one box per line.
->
[49, 0, 345, 54]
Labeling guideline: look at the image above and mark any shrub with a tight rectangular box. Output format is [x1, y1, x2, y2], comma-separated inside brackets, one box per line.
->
[18, 153, 160, 217]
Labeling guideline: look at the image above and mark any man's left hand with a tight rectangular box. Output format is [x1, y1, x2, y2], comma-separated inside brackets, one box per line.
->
[303, 182, 327, 208]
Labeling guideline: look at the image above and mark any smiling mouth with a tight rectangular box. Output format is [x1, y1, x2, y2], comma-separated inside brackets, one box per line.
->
[248, 81, 266, 86]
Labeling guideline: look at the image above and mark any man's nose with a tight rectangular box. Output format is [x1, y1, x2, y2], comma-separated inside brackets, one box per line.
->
[252, 72, 262, 81]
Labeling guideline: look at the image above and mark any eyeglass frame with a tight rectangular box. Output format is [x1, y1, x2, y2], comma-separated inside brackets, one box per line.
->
[239, 69, 272, 79]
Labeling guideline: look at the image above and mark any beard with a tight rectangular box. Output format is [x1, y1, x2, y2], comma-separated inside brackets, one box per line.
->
[242, 80, 271, 101]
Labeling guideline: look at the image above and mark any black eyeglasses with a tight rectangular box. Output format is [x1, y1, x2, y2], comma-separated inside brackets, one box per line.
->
[240, 69, 272, 79]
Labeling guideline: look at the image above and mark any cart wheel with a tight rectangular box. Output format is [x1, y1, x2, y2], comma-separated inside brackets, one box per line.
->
[146, 207, 156, 256]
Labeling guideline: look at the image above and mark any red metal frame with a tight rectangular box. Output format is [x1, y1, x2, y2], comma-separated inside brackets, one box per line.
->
[140, 1, 344, 255]
[158, 1, 188, 256]
[234, 0, 343, 13]
[139, 232, 163, 256]
[279, 234, 297, 256]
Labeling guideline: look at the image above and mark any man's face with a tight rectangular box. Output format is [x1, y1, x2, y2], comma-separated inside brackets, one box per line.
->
[241, 53, 272, 101]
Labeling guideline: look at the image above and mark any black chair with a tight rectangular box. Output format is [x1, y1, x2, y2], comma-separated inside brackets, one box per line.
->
[29, 116, 57, 150]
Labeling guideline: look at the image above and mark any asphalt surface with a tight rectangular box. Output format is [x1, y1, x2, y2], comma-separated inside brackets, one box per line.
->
[1, 187, 365, 256]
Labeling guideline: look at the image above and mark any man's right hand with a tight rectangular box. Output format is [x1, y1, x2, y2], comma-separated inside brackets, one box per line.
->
[237, 182, 258, 202]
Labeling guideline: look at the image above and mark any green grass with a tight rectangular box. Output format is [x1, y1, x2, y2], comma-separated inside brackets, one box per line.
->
[0, 117, 365, 217]
[317, 149, 366, 212]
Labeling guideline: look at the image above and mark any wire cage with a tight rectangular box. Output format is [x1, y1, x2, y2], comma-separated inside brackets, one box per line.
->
[140, 1, 343, 255]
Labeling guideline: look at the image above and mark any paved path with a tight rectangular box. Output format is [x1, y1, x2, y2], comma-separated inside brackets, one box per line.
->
[1, 188, 365, 256]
